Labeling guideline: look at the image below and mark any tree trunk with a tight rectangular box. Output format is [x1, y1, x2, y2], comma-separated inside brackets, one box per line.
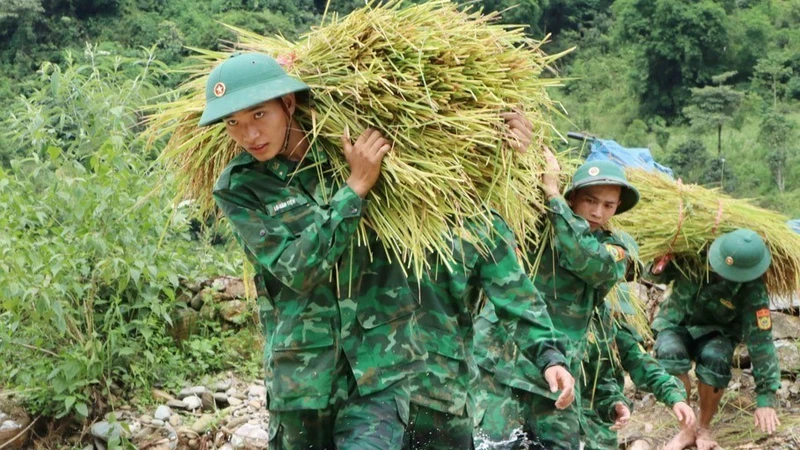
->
[717, 125, 722, 157]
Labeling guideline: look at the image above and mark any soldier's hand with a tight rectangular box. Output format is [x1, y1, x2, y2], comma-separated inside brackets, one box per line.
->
[610, 402, 630, 430]
[754, 407, 780, 434]
[501, 111, 533, 153]
[342, 126, 391, 198]
[672, 401, 696, 427]
[541, 146, 561, 199]
[544, 365, 575, 409]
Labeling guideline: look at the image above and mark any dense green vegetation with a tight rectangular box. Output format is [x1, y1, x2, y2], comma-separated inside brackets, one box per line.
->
[0, 0, 798, 425]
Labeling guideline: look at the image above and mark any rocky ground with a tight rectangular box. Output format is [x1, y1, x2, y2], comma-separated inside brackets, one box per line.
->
[619, 369, 800, 450]
[1, 374, 273, 450]
[617, 284, 800, 450]
[2, 278, 799, 449]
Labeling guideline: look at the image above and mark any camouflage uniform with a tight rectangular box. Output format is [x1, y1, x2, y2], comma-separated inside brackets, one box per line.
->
[580, 304, 686, 450]
[474, 197, 630, 450]
[405, 214, 568, 450]
[650, 262, 780, 408]
[214, 148, 426, 449]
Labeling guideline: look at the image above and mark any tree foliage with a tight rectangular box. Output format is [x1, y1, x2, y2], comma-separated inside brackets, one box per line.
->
[613, 0, 729, 117]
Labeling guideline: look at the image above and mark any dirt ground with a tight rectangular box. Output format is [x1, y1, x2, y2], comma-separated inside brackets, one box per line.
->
[618, 370, 800, 450]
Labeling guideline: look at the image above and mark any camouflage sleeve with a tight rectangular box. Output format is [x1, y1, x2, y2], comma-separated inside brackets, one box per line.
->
[478, 216, 569, 371]
[213, 184, 364, 294]
[740, 279, 781, 408]
[586, 309, 632, 422]
[546, 197, 627, 291]
[617, 323, 686, 407]
[650, 265, 691, 333]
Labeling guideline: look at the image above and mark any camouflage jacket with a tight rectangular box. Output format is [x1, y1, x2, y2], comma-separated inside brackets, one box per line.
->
[411, 214, 568, 416]
[582, 306, 685, 423]
[649, 263, 780, 408]
[213, 149, 425, 411]
[474, 197, 629, 393]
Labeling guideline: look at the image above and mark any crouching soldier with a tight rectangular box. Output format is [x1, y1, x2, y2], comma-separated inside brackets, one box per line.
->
[651, 229, 781, 450]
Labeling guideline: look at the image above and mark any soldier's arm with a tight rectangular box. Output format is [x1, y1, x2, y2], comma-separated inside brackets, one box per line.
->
[478, 216, 569, 371]
[650, 266, 693, 333]
[586, 311, 632, 422]
[617, 323, 686, 407]
[213, 184, 363, 294]
[546, 197, 628, 290]
[741, 279, 781, 408]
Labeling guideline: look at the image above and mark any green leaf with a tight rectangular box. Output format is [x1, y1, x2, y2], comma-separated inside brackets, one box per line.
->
[64, 395, 76, 411]
[47, 146, 62, 161]
[75, 402, 89, 417]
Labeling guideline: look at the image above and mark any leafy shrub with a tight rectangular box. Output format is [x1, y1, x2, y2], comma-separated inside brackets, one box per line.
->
[0, 48, 245, 420]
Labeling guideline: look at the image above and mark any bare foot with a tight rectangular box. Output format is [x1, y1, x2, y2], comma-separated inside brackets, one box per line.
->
[695, 428, 719, 450]
[662, 427, 696, 450]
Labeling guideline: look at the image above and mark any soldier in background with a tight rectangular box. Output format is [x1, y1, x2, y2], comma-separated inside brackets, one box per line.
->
[580, 281, 695, 450]
[203, 52, 426, 449]
[403, 112, 574, 450]
[652, 229, 781, 450]
[474, 153, 640, 450]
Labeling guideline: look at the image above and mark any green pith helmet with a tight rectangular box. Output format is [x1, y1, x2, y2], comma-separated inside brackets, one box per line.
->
[564, 160, 640, 214]
[198, 52, 309, 127]
[605, 283, 636, 315]
[709, 229, 772, 283]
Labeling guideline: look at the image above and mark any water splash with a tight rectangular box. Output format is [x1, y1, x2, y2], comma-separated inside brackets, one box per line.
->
[473, 427, 549, 450]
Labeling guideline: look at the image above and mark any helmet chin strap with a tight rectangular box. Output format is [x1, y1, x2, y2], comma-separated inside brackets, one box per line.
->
[279, 99, 292, 157]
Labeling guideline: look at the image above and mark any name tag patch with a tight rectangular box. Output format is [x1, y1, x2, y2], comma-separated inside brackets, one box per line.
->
[267, 197, 308, 216]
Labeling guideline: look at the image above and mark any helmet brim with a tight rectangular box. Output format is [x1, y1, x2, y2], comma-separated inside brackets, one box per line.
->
[564, 178, 640, 215]
[198, 76, 309, 126]
[708, 237, 772, 283]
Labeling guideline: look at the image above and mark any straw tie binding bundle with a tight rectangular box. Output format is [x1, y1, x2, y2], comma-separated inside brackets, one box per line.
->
[145, 0, 574, 274]
[614, 169, 800, 296]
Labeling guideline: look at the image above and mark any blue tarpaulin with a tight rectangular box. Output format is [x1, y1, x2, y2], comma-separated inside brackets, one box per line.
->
[788, 219, 800, 234]
[584, 138, 674, 178]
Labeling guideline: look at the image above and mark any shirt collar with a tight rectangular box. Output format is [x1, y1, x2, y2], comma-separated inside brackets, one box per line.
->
[264, 142, 328, 181]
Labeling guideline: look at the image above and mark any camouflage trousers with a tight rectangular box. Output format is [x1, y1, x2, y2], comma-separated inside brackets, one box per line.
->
[579, 409, 617, 450]
[655, 328, 735, 389]
[472, 370, 548, 450]
[268, 354, 410, 450]
[402, 403, 473, 449]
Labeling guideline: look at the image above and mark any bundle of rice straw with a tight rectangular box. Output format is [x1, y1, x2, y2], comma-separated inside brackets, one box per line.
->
[145, 0, 571, 273]
[613, 169, 800, 297]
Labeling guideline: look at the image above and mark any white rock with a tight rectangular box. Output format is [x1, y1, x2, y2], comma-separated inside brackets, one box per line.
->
[154, 405, 172, 421]
[231, 423, 269, 449]
[90, 421, 125, 442]
[247, 385, 266, 399]
[183, 395, 202, 411]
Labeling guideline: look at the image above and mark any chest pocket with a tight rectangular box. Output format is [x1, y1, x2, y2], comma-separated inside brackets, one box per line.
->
[266, 196, 315, 236]
[696, 284, 739, 325]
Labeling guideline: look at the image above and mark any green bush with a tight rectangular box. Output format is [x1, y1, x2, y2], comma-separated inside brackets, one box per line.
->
[0, 48, 247, 420]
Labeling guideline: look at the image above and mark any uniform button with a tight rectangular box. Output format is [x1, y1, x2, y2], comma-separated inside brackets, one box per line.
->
[350, 207, 358, 214]
[259, 230, 266, 236]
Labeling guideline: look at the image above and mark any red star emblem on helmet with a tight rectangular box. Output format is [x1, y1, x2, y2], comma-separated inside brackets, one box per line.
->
[213, 82, 226, 97]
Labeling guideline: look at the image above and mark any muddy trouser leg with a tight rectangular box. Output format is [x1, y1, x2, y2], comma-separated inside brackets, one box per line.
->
[269, 408, 336, 450]
[403, 403, 473, 450]
[333, 357, 410, 450]
[693, 333, 735, 390]
[529, 391, 581, 450]
[580, 408, 617, 450]
[654, 328, 694, 377]
[474, 369, 541, 450]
